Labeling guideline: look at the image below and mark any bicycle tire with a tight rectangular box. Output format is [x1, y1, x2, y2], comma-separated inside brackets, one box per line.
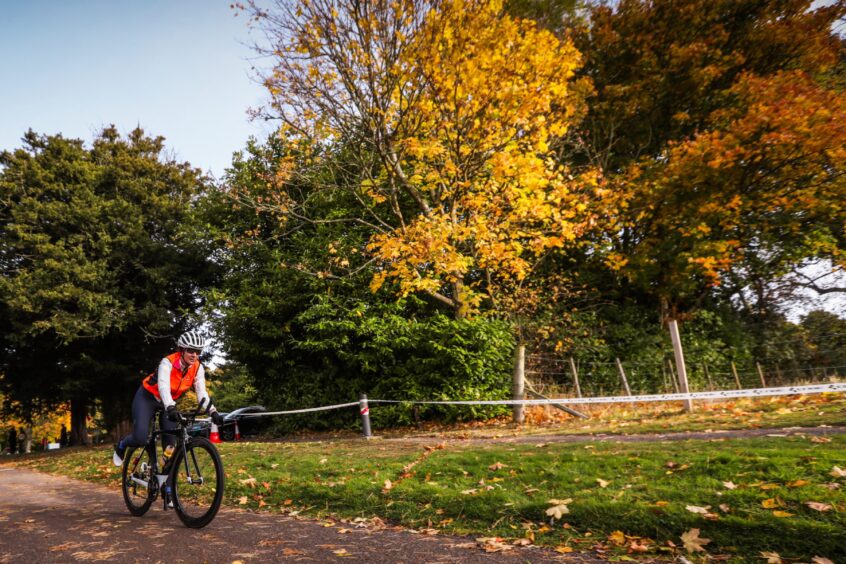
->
[171, 436, 225, 528]
[121, 445, 157, 516]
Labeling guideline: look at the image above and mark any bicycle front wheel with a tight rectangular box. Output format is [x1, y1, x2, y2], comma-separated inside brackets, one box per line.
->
[171, 437, 225, 528]
[121, 445, 156, 516]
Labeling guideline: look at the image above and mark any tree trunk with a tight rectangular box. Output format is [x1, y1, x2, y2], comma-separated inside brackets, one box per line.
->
[453, 278, 467, 320]
[70, 397, 91, 446]
[23, 427, 33, 454]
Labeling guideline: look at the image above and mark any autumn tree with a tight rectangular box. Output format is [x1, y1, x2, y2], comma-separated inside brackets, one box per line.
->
[564, 0, 846, 320]
[245, 0, 596, 319]
[198, 136, 515, 429]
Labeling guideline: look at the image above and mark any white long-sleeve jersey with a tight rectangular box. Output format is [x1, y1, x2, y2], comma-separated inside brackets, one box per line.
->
[156, 357, 217, 414]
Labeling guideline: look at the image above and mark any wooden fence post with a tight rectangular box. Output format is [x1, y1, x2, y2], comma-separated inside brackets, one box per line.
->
[513, 345, 525, 424]
[730, 361, 741, 389]
[568, 357, 582, 398]
[615, 357, 632, 397]
[756, 362, 767, 387]
[668, 319, 694, 412]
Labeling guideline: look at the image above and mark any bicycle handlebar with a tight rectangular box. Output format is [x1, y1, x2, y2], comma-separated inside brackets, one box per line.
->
[172, 398, 210, 426]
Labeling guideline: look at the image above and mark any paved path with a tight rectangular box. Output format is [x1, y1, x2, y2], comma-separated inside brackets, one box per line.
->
[0, 467, 600, 563]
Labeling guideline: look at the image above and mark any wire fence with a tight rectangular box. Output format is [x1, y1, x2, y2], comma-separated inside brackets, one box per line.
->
[524, 353, 846, 399]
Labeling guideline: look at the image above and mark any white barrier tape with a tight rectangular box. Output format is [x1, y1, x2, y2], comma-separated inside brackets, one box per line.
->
[240, 401, 361, 417]
[233, 383, 845, 418]
[367, 382, 846, 406]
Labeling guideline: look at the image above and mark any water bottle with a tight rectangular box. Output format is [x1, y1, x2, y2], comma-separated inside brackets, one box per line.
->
[160, 444, 174, 468]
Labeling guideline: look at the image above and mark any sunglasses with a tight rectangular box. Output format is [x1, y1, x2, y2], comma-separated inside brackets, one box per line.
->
[184, 348, 202, 355]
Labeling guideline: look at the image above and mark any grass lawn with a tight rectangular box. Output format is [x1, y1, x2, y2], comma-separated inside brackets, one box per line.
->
[7, 426, 845, 562]
[383, 393, 846, 439]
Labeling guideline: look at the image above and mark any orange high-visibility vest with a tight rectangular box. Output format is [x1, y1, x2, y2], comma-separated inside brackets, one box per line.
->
[142, 352, 199, 401]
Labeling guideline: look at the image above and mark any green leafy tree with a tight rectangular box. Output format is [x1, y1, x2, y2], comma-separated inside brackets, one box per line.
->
[199, 137, 514, 429]
[0, 128, 215, 443]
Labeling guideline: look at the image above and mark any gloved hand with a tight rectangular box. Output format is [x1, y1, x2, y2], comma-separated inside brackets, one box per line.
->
[166, 404, 180, 422]
[211, 410, 224, 426]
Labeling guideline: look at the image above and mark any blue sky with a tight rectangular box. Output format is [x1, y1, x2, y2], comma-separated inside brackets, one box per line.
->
[0, 0, 272, 178]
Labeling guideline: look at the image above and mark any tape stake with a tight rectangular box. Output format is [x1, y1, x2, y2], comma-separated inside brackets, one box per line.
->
[359, 393, 372, 438]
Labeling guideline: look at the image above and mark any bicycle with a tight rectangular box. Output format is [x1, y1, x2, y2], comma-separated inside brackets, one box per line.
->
[120, 401, 225, 528]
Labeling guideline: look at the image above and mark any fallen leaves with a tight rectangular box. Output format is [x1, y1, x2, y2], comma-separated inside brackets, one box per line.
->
[760, 551, 782, 563]
[476, 537, 513, 552]
[804, 501, 832, 512]
[545, 498, 572, 520]
[680, 528, 711, 553]
[830, 466, 846, 478]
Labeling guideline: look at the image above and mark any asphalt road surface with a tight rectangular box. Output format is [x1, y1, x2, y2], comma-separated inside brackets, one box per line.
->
[0, 467, 601, 563]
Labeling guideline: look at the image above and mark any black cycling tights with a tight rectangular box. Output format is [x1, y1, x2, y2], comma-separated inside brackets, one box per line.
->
[120, 386, 178, 450]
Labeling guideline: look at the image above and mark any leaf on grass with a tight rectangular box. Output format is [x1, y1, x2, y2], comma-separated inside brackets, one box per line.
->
[829, 466, 846, 478]
[239, 477, 257, 488]
[810, 436, 832, 443]
[811, 557, 834, 564]
[772, 510, 793, 518]
[805, 501, 832, 512]
[596, 478, 610, 488]
[685, 505, 710, 514]
[718, 504, 731, 513]
[761, 498, 781, 509]
[680, 528, 711, 553]
[382, 479, 392, 491]
[786, 480, 808, 488]
[760, 551, 782, 563]
[488, 462, 507, 471]
[722, 481, 737, 490]
[545, 503, 570, 520]
[554, 546, 574, 553]
[628, 539, 651, 553]
[238, 496, 248, 505]
[653, 501, 670, 507]
[608, 530, 626, 545]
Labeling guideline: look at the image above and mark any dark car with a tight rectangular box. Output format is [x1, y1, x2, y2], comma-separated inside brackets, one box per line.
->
[187, 405, 268, 441]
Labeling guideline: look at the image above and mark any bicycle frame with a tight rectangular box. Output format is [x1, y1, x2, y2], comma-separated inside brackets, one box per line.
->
[132, 404, 209, 509]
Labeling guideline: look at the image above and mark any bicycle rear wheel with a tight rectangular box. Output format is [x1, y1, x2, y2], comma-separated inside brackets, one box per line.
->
[171, 437, 225, 528]
[121, 445, 156, 516]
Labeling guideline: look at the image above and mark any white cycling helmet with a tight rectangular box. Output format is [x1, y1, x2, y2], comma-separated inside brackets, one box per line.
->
[177, 331, 207, 350]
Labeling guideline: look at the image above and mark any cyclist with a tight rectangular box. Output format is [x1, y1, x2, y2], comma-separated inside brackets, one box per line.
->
[113, 331, 224, 467]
